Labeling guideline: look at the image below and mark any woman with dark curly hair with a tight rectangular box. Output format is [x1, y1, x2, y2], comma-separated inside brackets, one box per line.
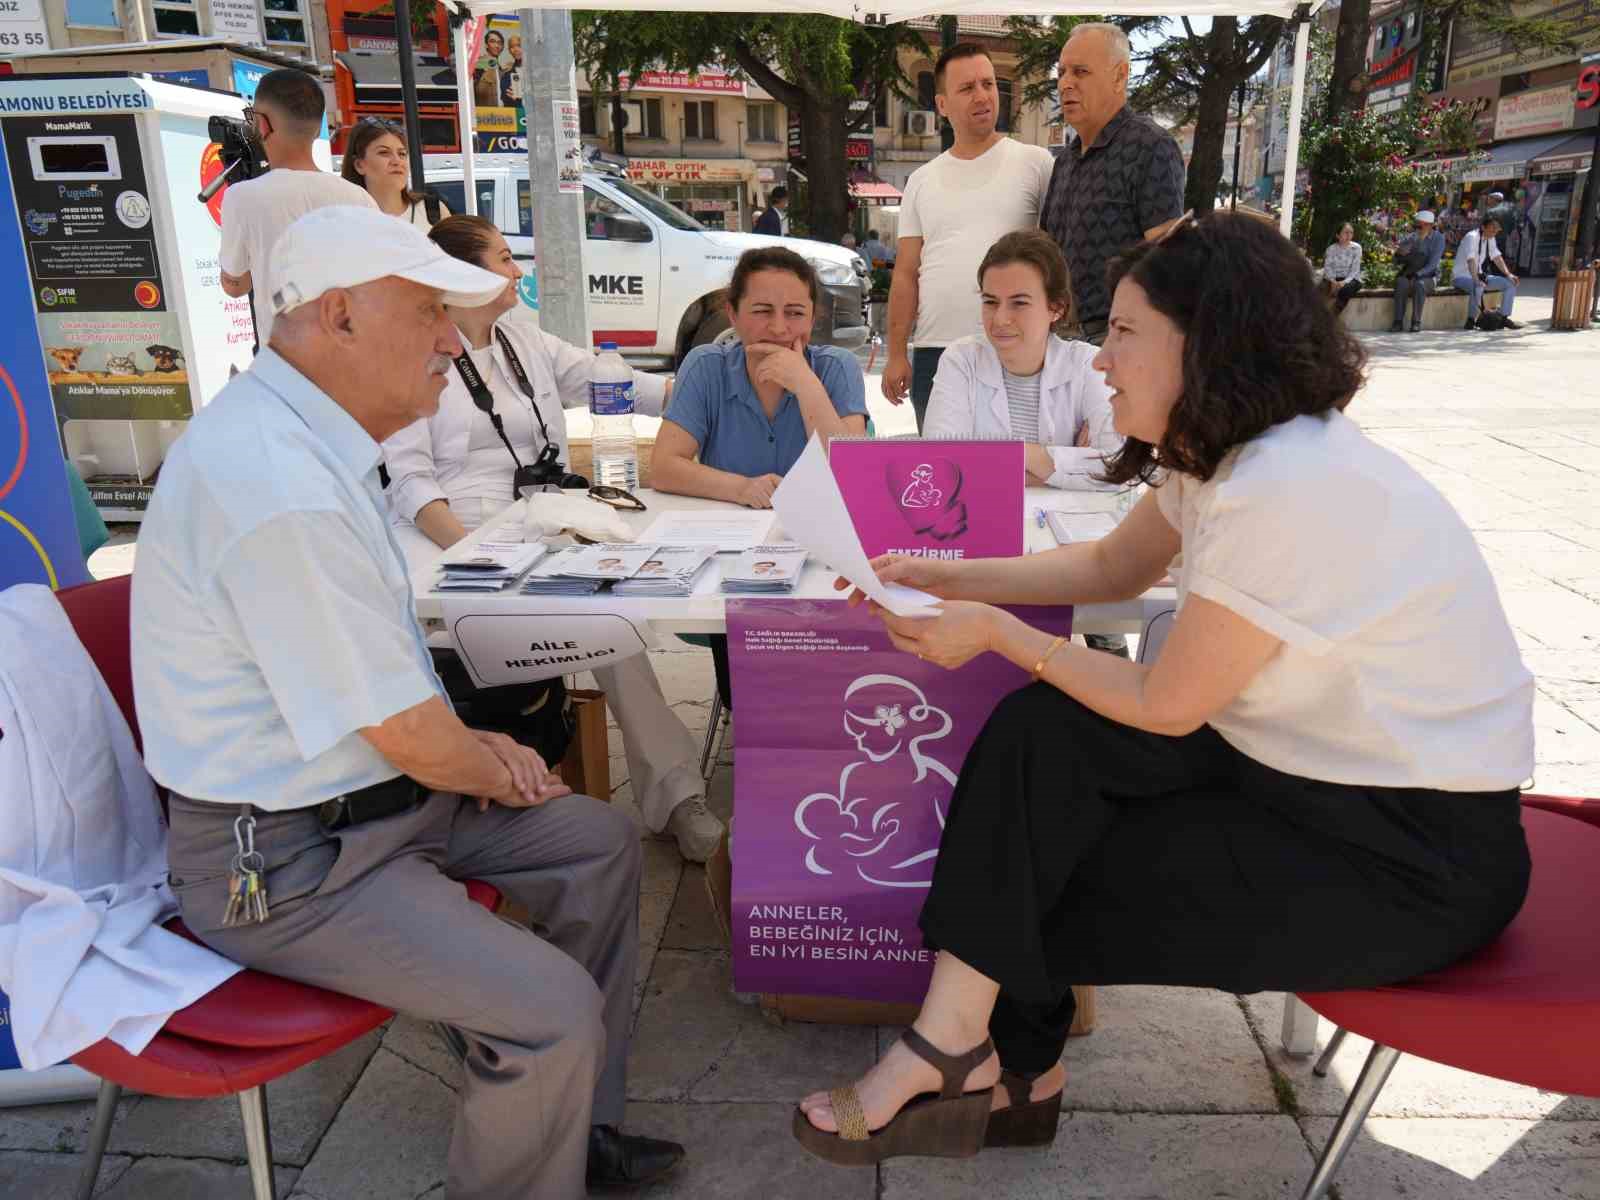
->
[792, 212, 1534, 1166]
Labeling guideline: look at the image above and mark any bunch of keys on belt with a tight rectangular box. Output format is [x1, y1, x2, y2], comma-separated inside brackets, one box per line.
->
[222, 812, 271, 927]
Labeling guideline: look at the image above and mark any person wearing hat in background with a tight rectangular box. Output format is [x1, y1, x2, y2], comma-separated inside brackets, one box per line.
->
[1390, 210, 1445, 333]
[130, 206, 685, 1198]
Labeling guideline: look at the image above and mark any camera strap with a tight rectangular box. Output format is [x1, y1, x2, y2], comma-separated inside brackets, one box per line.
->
[451, 347, 525, 472]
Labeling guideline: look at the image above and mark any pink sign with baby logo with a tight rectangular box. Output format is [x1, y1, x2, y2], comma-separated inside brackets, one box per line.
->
[727, 598, 1071, 1003]
[829, 439, 1025, 561]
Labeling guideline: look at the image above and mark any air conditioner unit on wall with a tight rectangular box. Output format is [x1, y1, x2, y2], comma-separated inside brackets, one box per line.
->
[904, 110, 939, 137]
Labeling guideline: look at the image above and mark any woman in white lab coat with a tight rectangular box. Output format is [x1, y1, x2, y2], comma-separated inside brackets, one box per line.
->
[923, 229, 1121, 491]
[383, 214, 724, 863]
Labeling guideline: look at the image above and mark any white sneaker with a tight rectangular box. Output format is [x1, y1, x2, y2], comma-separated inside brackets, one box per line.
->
[665, 797, 724, 864]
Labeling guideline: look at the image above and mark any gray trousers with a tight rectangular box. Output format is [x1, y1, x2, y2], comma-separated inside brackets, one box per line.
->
[167, 790, 640, 1200]
[1393, 275, 1434, 326]
[593, 654, 702, 833]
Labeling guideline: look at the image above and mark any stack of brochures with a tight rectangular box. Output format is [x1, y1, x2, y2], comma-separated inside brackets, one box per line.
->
[720, 545, 809, 594]
[435, 541, 548, 592]
[613, 545, 719, 597]
[519, 546, 606, 596]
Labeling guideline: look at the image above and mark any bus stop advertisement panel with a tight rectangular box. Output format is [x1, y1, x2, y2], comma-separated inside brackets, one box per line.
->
[0, 74, 255, 526]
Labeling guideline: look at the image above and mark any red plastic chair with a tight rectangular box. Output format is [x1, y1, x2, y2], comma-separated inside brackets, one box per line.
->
[53, 576, 500, 1200]
[1295, 794, 1600, 1200]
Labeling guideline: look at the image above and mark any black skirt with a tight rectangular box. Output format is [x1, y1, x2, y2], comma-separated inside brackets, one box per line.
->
[916, 683, 1531, 1075]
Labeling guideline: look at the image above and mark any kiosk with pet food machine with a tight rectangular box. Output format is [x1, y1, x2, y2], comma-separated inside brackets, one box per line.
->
[0, 71, 261, 540]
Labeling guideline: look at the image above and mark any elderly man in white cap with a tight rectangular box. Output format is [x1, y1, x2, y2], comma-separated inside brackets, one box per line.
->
[130, 206, 684, 1198]
[1390, 209, 1446, 333]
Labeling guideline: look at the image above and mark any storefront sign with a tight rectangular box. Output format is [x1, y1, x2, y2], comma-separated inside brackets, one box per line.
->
[0, 0, 48, 55]
[728, 600, 1071, 1003]
[1580, 55, 1600, 111]
[626, 157, 753, 184]
[1441, 78, 1500, 143]
[1450, 0, 1600, 85]
[1495, 84, 1577, 140]
[845, 137, 872, 161]
[211, 0, 262, 44]
[1532, 151, 1592, 174]
[1461, 159, 1521, 183]
[617, 68, 745, 97]
[787, 112, 803, 162]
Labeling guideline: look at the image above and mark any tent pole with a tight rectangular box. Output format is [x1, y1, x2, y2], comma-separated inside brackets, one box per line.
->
[454, 11, 479, 213]
[1278, 8, 1311, 240]
[394, 0, 429, 199]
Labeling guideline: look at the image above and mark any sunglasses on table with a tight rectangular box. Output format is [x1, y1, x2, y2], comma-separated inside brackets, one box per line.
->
[586, 485, 647, 512]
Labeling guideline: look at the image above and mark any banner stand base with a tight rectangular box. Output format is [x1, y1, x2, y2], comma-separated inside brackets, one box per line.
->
[0, 1064, 103, 1107]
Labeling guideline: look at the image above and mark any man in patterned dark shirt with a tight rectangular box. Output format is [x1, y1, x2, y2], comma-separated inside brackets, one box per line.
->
[1039, 23, 1186, 345]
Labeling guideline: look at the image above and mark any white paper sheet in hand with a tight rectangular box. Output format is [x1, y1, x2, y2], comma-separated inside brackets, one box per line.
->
[771, 435, 941, 618]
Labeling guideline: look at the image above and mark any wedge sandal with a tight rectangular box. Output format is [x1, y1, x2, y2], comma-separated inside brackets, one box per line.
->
[792, 1028, 996, 1165]
[985, 1069, 1063, 1148]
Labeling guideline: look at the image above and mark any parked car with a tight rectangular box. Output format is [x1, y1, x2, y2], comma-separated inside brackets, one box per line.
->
[395, 154, 869, 369]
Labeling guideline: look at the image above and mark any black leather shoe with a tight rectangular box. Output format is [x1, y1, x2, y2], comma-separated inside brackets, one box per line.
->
[587, 1124, 685, 1188]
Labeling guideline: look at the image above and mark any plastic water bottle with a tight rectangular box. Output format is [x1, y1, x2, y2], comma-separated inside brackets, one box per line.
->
[589, 341, 638, 491]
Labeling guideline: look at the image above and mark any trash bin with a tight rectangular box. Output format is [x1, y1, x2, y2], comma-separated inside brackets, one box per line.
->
[1553, 267, 1596, 331]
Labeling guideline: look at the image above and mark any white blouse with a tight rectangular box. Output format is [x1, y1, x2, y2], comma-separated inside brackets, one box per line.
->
[1154, 411, 1533, 792]
[382, 312, 667, 538]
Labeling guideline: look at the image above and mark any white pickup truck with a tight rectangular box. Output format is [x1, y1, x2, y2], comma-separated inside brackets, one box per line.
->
[415, 155, 870, 370]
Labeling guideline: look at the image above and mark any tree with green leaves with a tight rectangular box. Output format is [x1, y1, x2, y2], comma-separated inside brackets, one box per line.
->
[1004, 15, 1286, 215]
[572, 13, 925, 241]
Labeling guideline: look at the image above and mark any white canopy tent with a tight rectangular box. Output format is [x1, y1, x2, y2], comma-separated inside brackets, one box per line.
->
[438, 0, 1327, 1059]
[447, 0, 1319, 237]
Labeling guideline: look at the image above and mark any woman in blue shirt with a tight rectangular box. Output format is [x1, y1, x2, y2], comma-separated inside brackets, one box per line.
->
[653, 247, 869, 508]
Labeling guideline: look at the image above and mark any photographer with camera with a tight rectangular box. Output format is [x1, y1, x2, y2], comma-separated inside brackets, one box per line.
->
[383, 216, 727, 864]
[219, 68, 376, 346]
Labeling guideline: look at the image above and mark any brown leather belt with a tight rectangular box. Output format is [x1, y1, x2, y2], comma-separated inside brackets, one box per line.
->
[317, 775, 424, 832]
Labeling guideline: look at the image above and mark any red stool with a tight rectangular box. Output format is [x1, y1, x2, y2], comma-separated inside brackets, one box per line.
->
[1295, 795, 1600, 1199]
[55, 576, 501, 1200]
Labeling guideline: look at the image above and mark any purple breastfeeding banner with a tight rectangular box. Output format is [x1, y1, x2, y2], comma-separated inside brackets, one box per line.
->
[727, 598, 1071, 1003]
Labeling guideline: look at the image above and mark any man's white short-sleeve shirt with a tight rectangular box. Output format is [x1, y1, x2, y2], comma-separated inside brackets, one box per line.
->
[218, 170, 377, 345]
[1154, 411, 1533, 792]
[898, 137, 1056, 348]
[131, 351, 444, 810]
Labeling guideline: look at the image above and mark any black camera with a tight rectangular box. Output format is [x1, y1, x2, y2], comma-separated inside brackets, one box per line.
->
[197, 115, 268, 204]
[514, 443, 590, 497]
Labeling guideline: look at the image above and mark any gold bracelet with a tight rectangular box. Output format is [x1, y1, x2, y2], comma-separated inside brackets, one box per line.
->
[1032, 635, 1068, 681]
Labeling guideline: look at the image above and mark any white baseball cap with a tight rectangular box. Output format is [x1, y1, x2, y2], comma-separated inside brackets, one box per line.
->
[266, 205, 507, 318]
[1415, 210, 1436, 224]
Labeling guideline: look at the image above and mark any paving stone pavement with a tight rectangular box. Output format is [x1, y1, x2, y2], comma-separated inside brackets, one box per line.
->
[5, 299, 1598, 1198]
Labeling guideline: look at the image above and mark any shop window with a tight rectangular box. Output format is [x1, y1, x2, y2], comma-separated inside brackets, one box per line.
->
[66, 0, 119, 27]
[263, 0, 307, 47]
[747, 102, 780, 143]
[153, 0, 200, 37]
[579, 94, 598, 137]
[996, 78, 1013, 133]
[684, 100, 718, 142]
[916, 71, 935, 113]
[629, 98, 665, 140]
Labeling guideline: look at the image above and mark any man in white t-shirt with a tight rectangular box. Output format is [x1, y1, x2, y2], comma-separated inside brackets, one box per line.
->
[219, 68, 377, 347]
[882, 44, 1055, 431]
[1452, 216, 1521, 330]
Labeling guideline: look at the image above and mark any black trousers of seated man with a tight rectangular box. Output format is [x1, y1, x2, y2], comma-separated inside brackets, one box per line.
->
[916, 683, 1531, 1077]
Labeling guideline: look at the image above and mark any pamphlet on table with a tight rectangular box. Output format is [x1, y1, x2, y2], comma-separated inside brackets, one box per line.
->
[1042, 509, 1118, 545]
[434, 541, 549, 592]
[721, 545, 809, 594]
[636, 509, 776, 553]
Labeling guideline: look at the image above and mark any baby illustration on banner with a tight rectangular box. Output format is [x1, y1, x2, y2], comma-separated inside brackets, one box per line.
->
[887, 458, 967, 541]
[793, 674, 959, 889]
